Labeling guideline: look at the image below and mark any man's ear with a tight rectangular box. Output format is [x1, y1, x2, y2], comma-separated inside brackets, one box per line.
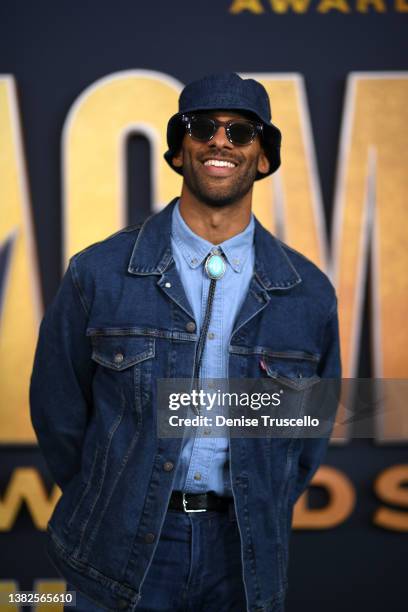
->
[172, 148, 183, 168]
[257, 148, 270, 175]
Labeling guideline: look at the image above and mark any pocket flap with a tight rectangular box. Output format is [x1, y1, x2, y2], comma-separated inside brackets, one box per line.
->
[87, 332, 155, 371]
[261, 354, 320, 391]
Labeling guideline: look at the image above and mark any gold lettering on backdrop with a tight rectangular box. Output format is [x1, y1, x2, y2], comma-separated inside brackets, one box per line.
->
[293, 466, 356, 528]
[229, 0, 265, 12]
[373, 465, 408, 531]
[0, 76, 42, 443]
[269, 0, 311, 12]
[332, 73, 408, 441]
[34, 580, 67, 612]
[0, 581, 19, 611]
[356, 0, 386, 11]
[245, 73, 328, 269]
[63, 70, 183, 262]
[229, 0, 408, 11]
[1, 466, 408, 533]
[1, 72, 407, 444]
[395, 0, 408, 10]
[0, 468, 60, 531]
[317, 0, 351, 12]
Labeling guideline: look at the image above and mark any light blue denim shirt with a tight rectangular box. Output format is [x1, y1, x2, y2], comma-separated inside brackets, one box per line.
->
[170, 199, 255, 496]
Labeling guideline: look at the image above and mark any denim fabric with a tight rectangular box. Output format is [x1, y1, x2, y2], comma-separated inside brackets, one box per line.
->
[30, 197, 341, 612]
[65, 506, 247, 612]
[171, 199, 255, 496]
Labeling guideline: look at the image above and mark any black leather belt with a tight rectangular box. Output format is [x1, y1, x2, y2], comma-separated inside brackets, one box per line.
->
[168, 491, 232, 513]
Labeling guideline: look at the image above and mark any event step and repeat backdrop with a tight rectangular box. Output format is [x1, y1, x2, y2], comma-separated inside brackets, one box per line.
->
[0, 2, 407, 611]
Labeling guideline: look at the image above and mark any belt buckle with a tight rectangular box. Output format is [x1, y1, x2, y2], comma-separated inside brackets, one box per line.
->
[182, 492, 207, 513]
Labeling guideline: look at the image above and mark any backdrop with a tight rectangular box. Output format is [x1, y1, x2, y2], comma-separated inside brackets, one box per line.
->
[0, 1, 407, 611]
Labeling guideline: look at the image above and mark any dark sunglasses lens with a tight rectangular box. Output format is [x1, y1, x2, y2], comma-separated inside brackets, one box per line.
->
[228, 122, 256, 145]
[189, 116, 215, 141]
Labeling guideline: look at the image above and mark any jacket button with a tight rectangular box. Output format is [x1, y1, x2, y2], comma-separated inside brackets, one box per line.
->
[163, 461, 174, 472]
[117, 599, 128, 610]
[186, 321, 196, 332]
[114, 352, 124, 364]
[144, 532, 155, 543]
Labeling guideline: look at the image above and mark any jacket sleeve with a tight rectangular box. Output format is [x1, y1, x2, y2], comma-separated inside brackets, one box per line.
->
[29, 256, 95, 492]
[289, 295, 342, 505]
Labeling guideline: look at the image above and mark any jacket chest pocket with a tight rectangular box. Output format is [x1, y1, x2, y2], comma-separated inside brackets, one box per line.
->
[87, 330, 155, 417]
[259, 350, 321, 427]
[260, 350, 320, 391]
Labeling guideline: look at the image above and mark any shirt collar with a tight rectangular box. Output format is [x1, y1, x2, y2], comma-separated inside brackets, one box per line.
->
[171, 199, 254, 273]
[129, 197, 302, 290]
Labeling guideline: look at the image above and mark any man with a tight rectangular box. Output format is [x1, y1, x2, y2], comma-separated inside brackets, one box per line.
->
[30, 72, 341, 612]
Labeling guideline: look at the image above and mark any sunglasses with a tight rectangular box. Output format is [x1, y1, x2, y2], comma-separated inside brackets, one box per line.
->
[181, 114, 263, 146]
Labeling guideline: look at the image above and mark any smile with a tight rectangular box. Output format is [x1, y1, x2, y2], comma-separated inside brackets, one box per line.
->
[203, 159, 237, 168]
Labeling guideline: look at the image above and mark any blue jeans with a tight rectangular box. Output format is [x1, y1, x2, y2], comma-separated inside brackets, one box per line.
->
[65, 504, 247, 611]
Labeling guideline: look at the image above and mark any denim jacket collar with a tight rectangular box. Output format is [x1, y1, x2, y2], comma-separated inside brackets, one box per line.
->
[128, 197, 302, 290]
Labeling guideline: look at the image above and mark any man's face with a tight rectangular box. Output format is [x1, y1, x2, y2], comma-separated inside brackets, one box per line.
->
[172, 111, 270, 208]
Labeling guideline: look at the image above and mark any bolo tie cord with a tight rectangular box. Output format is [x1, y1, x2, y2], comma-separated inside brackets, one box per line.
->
[191, 249, 225, 416]
[193, 277, 217, 382]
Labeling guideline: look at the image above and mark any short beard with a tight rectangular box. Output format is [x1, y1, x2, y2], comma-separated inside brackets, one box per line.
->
[182, 155, 258, 208]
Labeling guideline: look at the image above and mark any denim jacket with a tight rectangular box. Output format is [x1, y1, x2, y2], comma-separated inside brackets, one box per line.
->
[30, 197, 341, 612]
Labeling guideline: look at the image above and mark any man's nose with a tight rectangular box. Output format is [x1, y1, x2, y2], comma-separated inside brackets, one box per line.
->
[210, 125, 233, 149]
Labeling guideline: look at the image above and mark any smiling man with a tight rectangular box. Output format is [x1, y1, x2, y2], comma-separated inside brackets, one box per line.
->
[30, 73, 341, 612]
[172, 109, 270, 208]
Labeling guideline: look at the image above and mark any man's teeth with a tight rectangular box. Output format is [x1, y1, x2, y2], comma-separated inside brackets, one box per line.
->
[204, 159, 236, 168]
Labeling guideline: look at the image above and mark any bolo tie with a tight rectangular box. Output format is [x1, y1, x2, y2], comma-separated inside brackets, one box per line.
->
[191, 247, 226, 416]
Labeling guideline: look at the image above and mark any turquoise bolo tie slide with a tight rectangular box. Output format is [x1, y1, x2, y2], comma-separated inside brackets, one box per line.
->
[204, 248, 226, 279]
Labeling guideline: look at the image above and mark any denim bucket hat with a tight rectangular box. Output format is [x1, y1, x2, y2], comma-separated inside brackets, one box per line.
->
[164, 72, 282, 181]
